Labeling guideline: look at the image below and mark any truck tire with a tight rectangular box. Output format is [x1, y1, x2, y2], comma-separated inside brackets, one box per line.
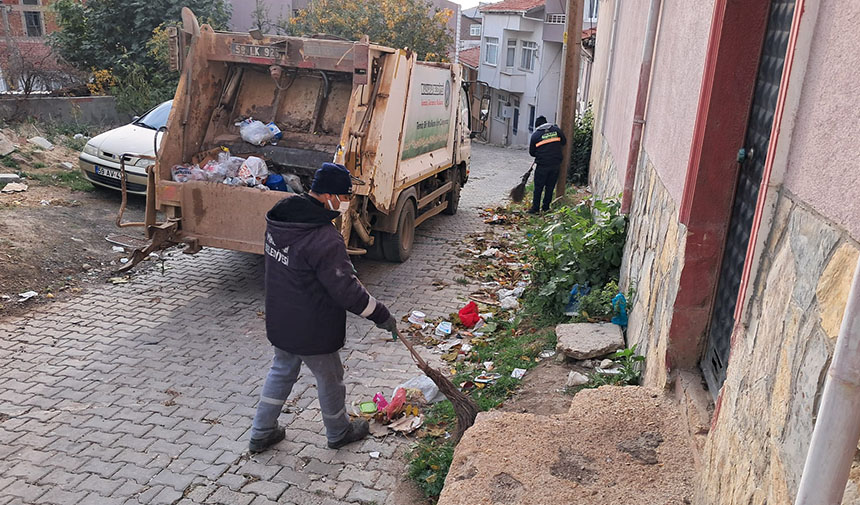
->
[443, 177, 461, 215]
[364, 231, 385, 261]
[382, 202, 415, 262]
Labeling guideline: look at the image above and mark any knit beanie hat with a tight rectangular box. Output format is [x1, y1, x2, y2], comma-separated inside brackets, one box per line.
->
[310, 163, 352, 195]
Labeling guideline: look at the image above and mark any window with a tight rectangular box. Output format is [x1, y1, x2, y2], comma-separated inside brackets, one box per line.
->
[469, 24, 481, 37]
[520, 41, 537, 71]
[22, 0, 39, 4]
[586, 0, 598, 20]
[505, 39, 517, 68]
[528, 105, 536, 132]
[545, 14, 566, 24]
[494, 93, 507, 120]
[24, 11, 43, 37]
[484, 37, 499, 65]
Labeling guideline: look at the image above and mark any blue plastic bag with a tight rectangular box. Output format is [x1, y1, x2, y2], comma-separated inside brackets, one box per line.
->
[563, 284, 591, 316]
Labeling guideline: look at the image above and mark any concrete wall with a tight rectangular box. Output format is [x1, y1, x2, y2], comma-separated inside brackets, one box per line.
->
[598, 0, 648, 192]
[782, 0, 860, 241]
[641, 0, 714, 205]
[0, 96, 130, 126]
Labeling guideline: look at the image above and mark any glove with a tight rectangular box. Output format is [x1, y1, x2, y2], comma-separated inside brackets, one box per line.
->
[376, 316, 398, 340]
[376, 316, 397, 332]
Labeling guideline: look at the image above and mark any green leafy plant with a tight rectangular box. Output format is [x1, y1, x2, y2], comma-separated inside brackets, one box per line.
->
[525, 196, 627, 321]
[567, 106, 593, 185]
[610, 345, 645, 385]
[408, 439, 454, 498]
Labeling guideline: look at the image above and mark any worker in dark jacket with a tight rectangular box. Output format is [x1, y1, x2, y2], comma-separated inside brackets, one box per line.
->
[249, 162, 397, 453]
[528, 115, 567, 213]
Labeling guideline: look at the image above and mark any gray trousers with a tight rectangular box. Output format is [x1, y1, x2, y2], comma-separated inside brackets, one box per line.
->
[251, 346, 350, 444]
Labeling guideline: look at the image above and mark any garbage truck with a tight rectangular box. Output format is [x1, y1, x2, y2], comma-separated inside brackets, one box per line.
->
[118, 9, 478, 270]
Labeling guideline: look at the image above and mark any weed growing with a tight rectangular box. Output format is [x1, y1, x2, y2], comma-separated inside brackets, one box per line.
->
[21, 171, 93, 192]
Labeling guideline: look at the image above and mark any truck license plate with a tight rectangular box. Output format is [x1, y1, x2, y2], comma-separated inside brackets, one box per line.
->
[231, 43, 278, 59]
[95, 166, 121, 179]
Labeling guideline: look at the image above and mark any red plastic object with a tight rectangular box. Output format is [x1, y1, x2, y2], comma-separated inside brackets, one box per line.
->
[458, 301, 480, 328]
[384, 388, 406, 419]
[373, 392, 388, 410]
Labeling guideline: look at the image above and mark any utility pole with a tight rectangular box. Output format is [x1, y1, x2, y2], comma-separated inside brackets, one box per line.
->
[556, 0, 584, 197]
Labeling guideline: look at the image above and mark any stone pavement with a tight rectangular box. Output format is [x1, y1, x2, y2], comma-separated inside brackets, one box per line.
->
[0, 144, 533, 505]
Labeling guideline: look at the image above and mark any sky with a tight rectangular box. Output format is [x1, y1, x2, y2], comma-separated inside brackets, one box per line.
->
[450, 0, 482, 8]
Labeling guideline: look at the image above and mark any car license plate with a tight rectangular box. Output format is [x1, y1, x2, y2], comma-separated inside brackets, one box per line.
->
[231, 43, 278, 59]
[95, 166, 121, 179]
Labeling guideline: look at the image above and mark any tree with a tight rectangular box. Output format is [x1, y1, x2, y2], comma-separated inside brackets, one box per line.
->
[251, 0, 273, 34]
[0, 40, 85, 95]
[48, 0, 231, 112]
[48, 0, 231, 75]
[285, 0, 454, 61]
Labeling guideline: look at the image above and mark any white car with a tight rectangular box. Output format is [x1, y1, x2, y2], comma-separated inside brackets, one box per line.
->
[79, 100, 172, 194]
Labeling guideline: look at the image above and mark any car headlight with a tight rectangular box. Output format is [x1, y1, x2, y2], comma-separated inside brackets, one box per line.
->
[82, 143, 98, 156]
[134, 158, 155, 168]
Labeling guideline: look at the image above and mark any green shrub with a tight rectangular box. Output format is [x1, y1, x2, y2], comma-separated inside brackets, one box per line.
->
[526, 196, 627, 320]
[567, 106, 593, 185]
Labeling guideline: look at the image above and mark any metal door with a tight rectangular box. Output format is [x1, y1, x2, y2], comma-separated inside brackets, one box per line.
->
[702, 0, 796, 395]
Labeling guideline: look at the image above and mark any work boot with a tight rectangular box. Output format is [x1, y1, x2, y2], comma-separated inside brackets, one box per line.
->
[249, 426, 286, 453]
[327, 419, 370, 449]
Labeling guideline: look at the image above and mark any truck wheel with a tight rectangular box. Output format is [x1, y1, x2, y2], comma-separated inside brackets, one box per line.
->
[443, 177, 461, 215]
[382, 202, 415, 262]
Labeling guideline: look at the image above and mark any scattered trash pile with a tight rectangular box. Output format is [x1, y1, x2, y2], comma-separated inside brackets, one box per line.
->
[170, 118, 305, 193]
[353, 375, 448, 439]
[458, 227, 530, 312]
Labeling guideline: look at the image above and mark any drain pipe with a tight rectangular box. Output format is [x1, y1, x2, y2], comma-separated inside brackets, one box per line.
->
[795, 259, 860, 505]
[620, 0, 662, 214]
[598, 1, 620, 138]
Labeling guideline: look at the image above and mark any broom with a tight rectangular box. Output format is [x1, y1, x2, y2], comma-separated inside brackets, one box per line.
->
[394, 327, 479, 444]
[509, 161, 536, 203]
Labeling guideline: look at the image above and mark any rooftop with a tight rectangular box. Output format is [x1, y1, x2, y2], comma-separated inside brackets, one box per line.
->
[459, 46, 480, 69]
[480, 0, 544, 13]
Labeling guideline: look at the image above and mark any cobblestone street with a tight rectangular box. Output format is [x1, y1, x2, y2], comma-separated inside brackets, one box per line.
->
[0, 144, 533, 505]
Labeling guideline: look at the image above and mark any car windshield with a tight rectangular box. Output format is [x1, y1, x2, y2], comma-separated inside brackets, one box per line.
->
[133, 101, 173, 130]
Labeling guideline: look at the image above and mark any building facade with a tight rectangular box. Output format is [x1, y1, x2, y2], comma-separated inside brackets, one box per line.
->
[0, 0, 65, 92]
[588, 0, 860, 502]
[477, 0, 562, 147]
[460, 6, 482, 51]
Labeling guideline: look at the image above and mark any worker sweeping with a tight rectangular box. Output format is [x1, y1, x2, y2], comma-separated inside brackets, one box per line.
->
[528, 116, 567, 214]
[249, 162, 398, 453]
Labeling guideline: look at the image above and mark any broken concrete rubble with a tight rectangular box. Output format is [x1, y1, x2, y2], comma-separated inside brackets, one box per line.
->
[27, 136, 54, 150]
[0, 173, 20, 185]
[555, 322, 625, 360]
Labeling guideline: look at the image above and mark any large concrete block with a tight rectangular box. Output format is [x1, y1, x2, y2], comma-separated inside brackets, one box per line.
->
[439, 386, 696, 505]
[556, 322, 625, 360]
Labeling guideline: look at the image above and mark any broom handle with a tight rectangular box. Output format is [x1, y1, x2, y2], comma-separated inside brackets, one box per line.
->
[394, 328, 429, 369]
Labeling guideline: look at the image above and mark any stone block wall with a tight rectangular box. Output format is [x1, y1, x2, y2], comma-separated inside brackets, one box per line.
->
[618, 153, 685, 388]
[588, 136, 623, 200]
[698, 189, 860, 504]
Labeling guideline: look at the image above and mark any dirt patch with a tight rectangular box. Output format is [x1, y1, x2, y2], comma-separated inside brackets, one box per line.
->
[549, 449, 598, 484]
[0, 127, 154, 318]
[617, 431, 664, 465]
[489, 472, 524, 503]
[500, 357, 590, 416]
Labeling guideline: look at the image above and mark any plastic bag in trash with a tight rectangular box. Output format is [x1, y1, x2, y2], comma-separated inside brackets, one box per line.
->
[189, 166, 207, 181]
[238, 156, 269, 186]
[237, 119, 275, 146]
[395, 375, 445, 404]
[171, 164, 193, 182]
[201, 160, 227, 182]
[283, 173, 304, 193]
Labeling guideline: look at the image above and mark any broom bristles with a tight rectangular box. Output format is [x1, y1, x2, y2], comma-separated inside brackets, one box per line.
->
[418, 362, 479, 443]
[510, 183, 526, 203]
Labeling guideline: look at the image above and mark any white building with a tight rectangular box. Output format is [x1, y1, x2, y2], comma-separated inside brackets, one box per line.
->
[477, 0, 596, 147]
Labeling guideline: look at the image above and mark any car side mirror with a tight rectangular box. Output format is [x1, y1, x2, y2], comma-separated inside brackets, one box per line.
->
[131, 116, 140, 123]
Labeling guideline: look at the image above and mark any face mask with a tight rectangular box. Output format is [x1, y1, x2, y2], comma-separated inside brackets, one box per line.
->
[327, 197, 349, 214]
